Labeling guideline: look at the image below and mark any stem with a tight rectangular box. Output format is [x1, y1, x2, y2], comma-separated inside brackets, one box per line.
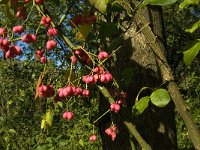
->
[93, 109, 110, 124]
[67, 62, 73, 84]
[22, 5, 35, 25]
[98, 85, 151, 150]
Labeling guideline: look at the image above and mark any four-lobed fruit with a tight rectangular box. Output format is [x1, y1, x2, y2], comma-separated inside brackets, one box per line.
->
[46, 40, 57, 50]
[98, 51, 109, 60]
[63, 111, 74, 120]
[40, 56, 47, 63]
[110, 103, 121, 113]
[82, 89, 90, 97]
[70, 55, 77, 64]
[89, 135, 97, 142]
[40, 16, 52, 27]
[12, 26, 24, 34]
[47, 28, 58, 36]
[105, 125, 118, 141]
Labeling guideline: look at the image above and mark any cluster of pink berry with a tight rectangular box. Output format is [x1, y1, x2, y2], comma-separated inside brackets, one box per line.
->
[82, 66, 113, 85]
[14, 0, 44, 19]
[38, 84, 55, 98]
[0, 28, 23, 59]
[21, 34, 37, 43]
[54, 86, 90, 102]
[105, 125, 118, 141]
[71, 15, 96, 27]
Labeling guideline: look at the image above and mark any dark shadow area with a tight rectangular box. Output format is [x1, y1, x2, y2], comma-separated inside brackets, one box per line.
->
[99, 23, 177, 149]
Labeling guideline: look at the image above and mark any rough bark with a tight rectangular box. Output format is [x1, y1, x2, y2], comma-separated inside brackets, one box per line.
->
[99, 3, 177, 150]
[134, 6, 200, 149]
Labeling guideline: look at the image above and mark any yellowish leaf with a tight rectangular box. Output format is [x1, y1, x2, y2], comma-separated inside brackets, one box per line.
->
[76, 24, 92, 41]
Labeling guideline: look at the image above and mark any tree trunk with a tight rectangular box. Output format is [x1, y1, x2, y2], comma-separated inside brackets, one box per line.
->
[99, 3, 177, 150]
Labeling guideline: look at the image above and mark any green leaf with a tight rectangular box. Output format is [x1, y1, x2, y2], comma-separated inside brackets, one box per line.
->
[9, 129, 16, 134]
[76, 24, 92, 41]
[46, 109, 54, 126]
[41, 117, 46, 129]
[122, 67, 134, 86]
[89, 0, 110, 13]
[179, 0, 200, 10]
[185, 20, 200, 33]
[7, 99, 13, 105]
[135, 96, 150, 113]
[79, 139, 84, 146]
[150, 89, 171, 107]
[143, 0, 178, 6]
[183, 40, 200, 66]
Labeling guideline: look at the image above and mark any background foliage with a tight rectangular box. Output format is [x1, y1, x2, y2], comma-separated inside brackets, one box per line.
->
[0, 0, 200, 149]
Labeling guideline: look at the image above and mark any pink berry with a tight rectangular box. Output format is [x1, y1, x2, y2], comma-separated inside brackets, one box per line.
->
[12, 26, 24, 34]
[111, 132, 117, 141]
[24, 0, 30, 4]
[40, 56, 47, 63]
[58, 88, 64, 98]
[98, 51, 109, 60]
[36, 50, 45, 58]
[70, 55, 77, 64]
[63, 112, 74, 120]
[114, 104, 121, 112]
[110, 103, 121, 113]
[35, 0, 43, 4]
[89, 135, 97, 142]
[105, 128, 113, 135]
[47, 28, 58, 36]
[46, 40, 57, 50]
[82, 89, 90, 97]
[0, 28, 7, 36]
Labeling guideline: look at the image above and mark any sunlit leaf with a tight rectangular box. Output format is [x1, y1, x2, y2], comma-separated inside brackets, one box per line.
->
[79, 139, 84, 146]
[185, 20, 200, 33]
[179, 0, 200, 10]
[76, 24, 92, 41]
[150, 89, 171, 107]
[89, 0, 110, 13]
[183, 40, 200, 66]
[143, 0, 178, 6]
[9, 129, 16, 134]
[41, 117, 46, 129]
[46, 109, 54, 126]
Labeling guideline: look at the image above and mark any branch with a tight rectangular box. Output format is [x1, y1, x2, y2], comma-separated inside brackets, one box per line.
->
[134, 7, 200, 149]
[98, 85, 152, 150]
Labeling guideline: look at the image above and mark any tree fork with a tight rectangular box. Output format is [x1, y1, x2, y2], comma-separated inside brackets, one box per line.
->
[135, 6, 200, 149]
